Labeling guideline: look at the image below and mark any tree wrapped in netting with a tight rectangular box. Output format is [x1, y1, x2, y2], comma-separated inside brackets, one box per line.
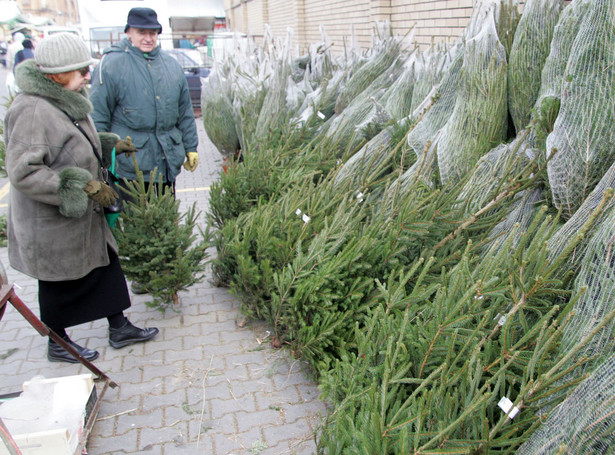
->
[523, 0, 590, 161]
[381, 52, 418, 120]
[334, 23, 403, 115]
[407, 42, 453, 115]
[326, 54, 405, 155]
[333, 117, 414, 190]
[507, 0, 564, 134]
[201, 68, 240, 157]
[547, 163, 615, 276]
[254, 30, 300, 143]
[397, 0, 517, 191]
[464, 0, 520, 58]
[546, 0, 615, 219]
[394, 46, 464, 190]
[550, 190, 615, 378]
[436, 5, 509, 186]
[516, 354, 615, 454]
[353, 52, 419, 141]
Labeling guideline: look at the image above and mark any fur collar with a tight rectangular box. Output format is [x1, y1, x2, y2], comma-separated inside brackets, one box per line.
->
[14, 59, 93, 120]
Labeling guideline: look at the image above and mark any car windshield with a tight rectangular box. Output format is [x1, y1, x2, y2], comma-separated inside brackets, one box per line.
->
[170, 49, 204, 68]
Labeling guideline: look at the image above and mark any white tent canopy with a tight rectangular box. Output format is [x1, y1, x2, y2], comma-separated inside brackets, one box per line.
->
[0, 1, 24, 24]
[168, 0, 225, 18]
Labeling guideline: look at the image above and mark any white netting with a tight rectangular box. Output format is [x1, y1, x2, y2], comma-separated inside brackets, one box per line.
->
[507, 0, 564, 133]
[407, 43, 453, 115]
[464, 0, 520, 57]
[436, 8, 509, 186]
[555, 206, 615, 379]
[334, 117, 411, 188]
[516, 354, 615, 454]
[326, 53, 405, 154]
[394, 47, 464, 190]
[523, 0, 590, 161]
[546, 0, 615, 219]
[458, 133, 534, 213]
[201, 66, 240, 157]
[485, 187, 543, 252]
[333, 24, 403, 116]
[254, 29, 295, 142]
[547, 161, 615, 272]
[381, 52, 418, 119]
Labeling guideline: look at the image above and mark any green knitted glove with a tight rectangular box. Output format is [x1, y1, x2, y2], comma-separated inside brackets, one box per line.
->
[58, 167, 92, 218]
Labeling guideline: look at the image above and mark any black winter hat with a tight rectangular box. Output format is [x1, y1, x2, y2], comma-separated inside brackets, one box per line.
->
[124, 7, 162, 33]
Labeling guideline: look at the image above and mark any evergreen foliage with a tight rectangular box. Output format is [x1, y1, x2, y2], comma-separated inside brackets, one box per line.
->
[114, 164, 211, 310]
[204, 1, 615, 451]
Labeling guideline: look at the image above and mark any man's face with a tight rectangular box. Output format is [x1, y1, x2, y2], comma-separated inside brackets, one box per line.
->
[126, 27, 158, 53]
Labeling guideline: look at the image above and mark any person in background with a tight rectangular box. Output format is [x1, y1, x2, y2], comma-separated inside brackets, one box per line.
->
[4, 33, 159, 363]
[6, 32, 25, 72]
[90, 7, 199, 195]
[0, 40, 8, 68]
[13, 39, 34, 70]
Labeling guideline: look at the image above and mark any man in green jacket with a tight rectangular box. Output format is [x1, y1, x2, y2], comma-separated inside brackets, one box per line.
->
[90, 7, 199, 191]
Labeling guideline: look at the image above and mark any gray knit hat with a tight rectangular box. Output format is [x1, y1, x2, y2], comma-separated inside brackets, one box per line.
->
[35, 33, 95, 74]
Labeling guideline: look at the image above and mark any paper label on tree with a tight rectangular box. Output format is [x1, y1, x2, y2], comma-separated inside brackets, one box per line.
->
[317, 111, 326, 119]
[296, 209, 302, 216]
[302, 214, 311, 223]
[494, 313, 506, 326]
[498, 397, 519, 419]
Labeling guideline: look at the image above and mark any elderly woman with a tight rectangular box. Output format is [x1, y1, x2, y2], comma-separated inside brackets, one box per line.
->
[4, 33, 158, 363]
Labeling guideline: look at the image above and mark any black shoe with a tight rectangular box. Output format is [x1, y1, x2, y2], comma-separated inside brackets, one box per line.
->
[130, 282, 148, 295]
[109, 320, 159, 349]
[48, 335, 99, 363]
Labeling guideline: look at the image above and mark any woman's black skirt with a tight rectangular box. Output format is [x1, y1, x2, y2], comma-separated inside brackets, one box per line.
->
[38, 248, 131, 330]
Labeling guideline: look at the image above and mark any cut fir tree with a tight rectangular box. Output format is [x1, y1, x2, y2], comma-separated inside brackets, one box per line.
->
[113, 161, 211, 311]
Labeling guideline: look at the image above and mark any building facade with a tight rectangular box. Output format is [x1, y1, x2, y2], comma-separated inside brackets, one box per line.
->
[16, 0, 80, 27]
[223, 0, 478, 52]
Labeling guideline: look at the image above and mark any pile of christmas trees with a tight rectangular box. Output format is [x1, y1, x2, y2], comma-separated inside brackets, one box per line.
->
[204, 0, 615, 452]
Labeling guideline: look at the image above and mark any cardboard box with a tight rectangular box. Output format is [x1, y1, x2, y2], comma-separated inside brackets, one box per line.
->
[0, 374, 95, 455]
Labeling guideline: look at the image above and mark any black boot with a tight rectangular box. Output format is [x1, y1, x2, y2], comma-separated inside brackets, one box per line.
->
[109, 320, 159, 349]
[48, 335, 99, 363]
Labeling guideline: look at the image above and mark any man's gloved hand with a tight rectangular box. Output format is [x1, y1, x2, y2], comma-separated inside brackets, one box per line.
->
[183, 151, 199, 171]
[115, 136, 137, 155]
[84, 180, 118, 207]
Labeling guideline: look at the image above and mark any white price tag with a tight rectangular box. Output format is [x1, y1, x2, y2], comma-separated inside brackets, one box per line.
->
[302, 214, 311, 224]
[498, 397, 519, 419]
[494, 313, 506, 326]
[317, 111, 326, 119]
[296, 209, 302, 216]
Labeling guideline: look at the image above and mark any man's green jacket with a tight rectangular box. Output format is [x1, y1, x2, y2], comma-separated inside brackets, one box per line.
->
[90, 38, 198, 183]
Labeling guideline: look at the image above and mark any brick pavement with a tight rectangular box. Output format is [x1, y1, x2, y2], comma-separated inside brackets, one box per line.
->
[0, 114, 328, 454]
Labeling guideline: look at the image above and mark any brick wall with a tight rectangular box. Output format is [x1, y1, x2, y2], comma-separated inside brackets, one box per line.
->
[223, 0, 569, 54]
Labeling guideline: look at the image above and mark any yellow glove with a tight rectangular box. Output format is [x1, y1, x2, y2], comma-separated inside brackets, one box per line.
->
[183, 151, 199, 171]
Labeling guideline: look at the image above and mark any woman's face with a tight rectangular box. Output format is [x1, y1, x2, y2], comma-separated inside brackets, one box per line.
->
[63, 66, 90, 91]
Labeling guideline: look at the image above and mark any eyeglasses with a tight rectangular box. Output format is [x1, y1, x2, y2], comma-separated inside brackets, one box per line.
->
[78, 66, 91, 76]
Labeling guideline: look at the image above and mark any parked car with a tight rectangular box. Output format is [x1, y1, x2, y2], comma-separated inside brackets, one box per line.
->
[167, 48, 210, 109]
